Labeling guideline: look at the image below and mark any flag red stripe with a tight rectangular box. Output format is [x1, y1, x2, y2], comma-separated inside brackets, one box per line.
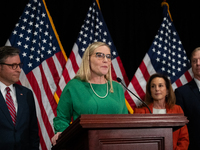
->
[55, 51, 67, 69]
[38, 64, 57, 116]
[26, 71, 54, 139]
[131, 76, 146, 100]
[37, 120, 48, 150]
[140, 61, 150, 81]
[116, 57, 129, 85]
[70, 51, 79, 74]
[175, 78, 183, 87]
[55, 86, 62, 99]
[53, 52, 68, 99]
[125, 90, 137, 109]
[184, 70, 192, 82]
[55, 66, 72, 98]
[16, 80, 22, 85]
[111, 63, 117, 81]
[62, 67, 71, 87]
[46, 57, 60, 87]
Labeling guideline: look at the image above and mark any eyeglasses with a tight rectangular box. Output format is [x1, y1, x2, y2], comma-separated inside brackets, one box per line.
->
[94, 52, 112, 61]
[0, 63, 23, 70]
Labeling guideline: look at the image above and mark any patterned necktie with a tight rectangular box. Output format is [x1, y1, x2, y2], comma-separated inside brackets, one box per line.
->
[5, 87, 16, 125]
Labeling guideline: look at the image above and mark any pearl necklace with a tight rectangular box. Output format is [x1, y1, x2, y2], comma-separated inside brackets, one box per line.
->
[89, 81, 108, 98]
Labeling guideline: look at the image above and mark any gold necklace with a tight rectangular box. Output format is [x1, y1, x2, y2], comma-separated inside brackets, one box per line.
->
[89, 81, 108, 98]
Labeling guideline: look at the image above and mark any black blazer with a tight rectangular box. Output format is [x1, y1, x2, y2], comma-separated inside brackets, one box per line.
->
[175, 79, 200, 150]
[0, 84, 39, 150]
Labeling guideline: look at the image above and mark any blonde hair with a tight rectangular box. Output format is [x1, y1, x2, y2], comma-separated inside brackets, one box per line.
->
[75, 42, 114, 92]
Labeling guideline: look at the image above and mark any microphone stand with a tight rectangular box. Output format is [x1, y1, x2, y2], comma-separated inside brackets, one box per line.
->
[117, 77, 152, 114]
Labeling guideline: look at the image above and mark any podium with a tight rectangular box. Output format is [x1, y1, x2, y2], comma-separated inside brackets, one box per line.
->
[51, 114, 188, 150]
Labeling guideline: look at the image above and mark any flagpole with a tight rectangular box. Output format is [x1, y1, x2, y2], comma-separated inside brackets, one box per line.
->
[161, 1, 173, 21]
[42, 0, 68, 104]
[96, 0, 101, 9]
[42, 0, 68, 62]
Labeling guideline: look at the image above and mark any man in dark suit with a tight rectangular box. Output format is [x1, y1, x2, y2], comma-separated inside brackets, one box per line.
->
[0, 46, 39, 150]
[175, 47, 200, 150]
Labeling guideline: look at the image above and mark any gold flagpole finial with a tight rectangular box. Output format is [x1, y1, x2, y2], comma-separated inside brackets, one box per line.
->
[161, 1, 173, 21]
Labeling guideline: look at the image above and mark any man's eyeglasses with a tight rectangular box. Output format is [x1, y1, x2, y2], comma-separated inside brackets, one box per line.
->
[0, 63, 23, 70]
[94, 52, 112, 61]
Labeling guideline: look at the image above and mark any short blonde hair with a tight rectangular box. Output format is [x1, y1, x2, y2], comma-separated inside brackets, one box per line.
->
[75, 42, 114, 92]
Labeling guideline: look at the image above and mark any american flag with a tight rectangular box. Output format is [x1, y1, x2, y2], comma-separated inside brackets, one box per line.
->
[125, 2, 193, 109]
[5, 0, 67, 149]
[55, 0, 130, 109]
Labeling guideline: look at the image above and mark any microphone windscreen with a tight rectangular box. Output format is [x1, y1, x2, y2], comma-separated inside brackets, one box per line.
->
[116, 77, 122, 82]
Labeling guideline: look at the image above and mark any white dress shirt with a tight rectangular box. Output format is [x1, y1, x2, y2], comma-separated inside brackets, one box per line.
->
[0, 81, 18, 113]
[153, 108, 166, 114]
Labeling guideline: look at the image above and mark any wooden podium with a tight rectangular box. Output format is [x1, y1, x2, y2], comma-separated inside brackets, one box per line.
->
[51, 114, 188, 150]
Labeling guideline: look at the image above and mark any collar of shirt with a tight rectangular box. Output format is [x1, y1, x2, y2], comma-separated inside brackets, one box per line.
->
[194, 78, 200, 91]
[153, 108, 166, 114]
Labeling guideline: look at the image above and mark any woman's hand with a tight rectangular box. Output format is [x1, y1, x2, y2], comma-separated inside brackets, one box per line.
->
[51, 132, 62, 146]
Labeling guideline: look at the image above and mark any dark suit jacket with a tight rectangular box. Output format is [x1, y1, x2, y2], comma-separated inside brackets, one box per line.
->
[0, 84, 39, 150]
[175, 79, 200, 150]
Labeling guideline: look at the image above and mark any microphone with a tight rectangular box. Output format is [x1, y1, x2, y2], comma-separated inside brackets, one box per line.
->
[116, 77, 152, 114]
